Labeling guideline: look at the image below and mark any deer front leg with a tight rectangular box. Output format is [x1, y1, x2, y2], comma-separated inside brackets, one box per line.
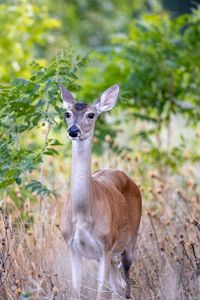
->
[97, 251, 112, 300]
[70, 249, 82, 298]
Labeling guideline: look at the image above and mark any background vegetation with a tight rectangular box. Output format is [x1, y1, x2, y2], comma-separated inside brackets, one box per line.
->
[0, 0, 200, 299]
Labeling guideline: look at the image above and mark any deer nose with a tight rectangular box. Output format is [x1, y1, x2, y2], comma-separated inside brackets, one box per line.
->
[68, 125, 80, 138]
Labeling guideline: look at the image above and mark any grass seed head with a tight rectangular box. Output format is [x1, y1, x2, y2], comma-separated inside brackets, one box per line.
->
[15, 287, 22, 297]
[52, 287, 59, 295]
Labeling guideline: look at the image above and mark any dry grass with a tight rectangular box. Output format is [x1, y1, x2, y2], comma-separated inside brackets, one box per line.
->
[0, 164, 200, 300]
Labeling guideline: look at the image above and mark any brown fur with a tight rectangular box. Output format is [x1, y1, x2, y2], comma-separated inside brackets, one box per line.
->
[61, 170, 142, 253]
[59, 83, 142, 299]
[91, 170, 142, 252]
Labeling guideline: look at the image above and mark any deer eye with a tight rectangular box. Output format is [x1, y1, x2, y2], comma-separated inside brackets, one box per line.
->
[87, 113, 95, 119]
[65, 112, 71, 118]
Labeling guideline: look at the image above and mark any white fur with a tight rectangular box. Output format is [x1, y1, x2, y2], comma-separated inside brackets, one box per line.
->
[70, 221, 103, 260]
[70, 249, 82, 298]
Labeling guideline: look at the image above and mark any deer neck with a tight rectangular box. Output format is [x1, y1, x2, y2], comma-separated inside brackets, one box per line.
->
[71, 136, 93, 223]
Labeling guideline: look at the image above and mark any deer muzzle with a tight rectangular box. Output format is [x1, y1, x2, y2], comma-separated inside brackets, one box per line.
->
[68, 125, 81, 138]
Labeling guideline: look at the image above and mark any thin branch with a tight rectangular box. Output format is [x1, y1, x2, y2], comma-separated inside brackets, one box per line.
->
[147, 212, 163, 261]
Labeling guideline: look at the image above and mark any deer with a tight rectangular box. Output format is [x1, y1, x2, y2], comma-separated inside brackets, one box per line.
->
[59, 83, 142, 300]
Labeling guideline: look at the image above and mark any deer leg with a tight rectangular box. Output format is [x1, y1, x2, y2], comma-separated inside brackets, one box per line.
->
[109, 260, 126, 299]
[70, 249, 82, 298]
[121, 250, 133, 299]
[97, 251, 112, 300]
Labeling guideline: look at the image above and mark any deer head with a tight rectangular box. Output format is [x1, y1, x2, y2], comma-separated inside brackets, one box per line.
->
[59, 83, 120, 140]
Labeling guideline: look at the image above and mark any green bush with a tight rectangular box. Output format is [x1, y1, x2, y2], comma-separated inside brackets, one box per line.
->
[0, 0, 61, 83]
[80, 10, 200, 126]
[0, 52, 87, 194]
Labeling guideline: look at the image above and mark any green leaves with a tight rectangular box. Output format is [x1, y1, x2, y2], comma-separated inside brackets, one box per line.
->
[26, 180, 57, 197]
[80, 9, 200, 124]
[0, 51, 87, 193]
[43, 139, 63, 156]
[0, 146, 40, 189]
[0, 1, 61, 83]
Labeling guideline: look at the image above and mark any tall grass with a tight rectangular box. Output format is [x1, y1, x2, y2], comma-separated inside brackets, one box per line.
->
[0, 157, 199, 300]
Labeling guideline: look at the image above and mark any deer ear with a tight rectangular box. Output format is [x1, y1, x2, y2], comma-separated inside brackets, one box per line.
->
[59, 83, 75, 108]
[94, 85, 120, 113]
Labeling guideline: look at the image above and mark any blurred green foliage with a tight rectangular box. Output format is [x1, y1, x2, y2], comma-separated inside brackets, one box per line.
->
[0, 0, 200, 200]
[79, 11, 200, 125]
[49, 0, 161, 48]
[0, 0, 61, 82]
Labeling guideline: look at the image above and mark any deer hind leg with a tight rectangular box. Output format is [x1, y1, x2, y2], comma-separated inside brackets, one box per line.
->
[70, 249, 82, 298]
[121, 250, 133, 299]
[97, 251, 112, 300]
[109, 260, 126, 299]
